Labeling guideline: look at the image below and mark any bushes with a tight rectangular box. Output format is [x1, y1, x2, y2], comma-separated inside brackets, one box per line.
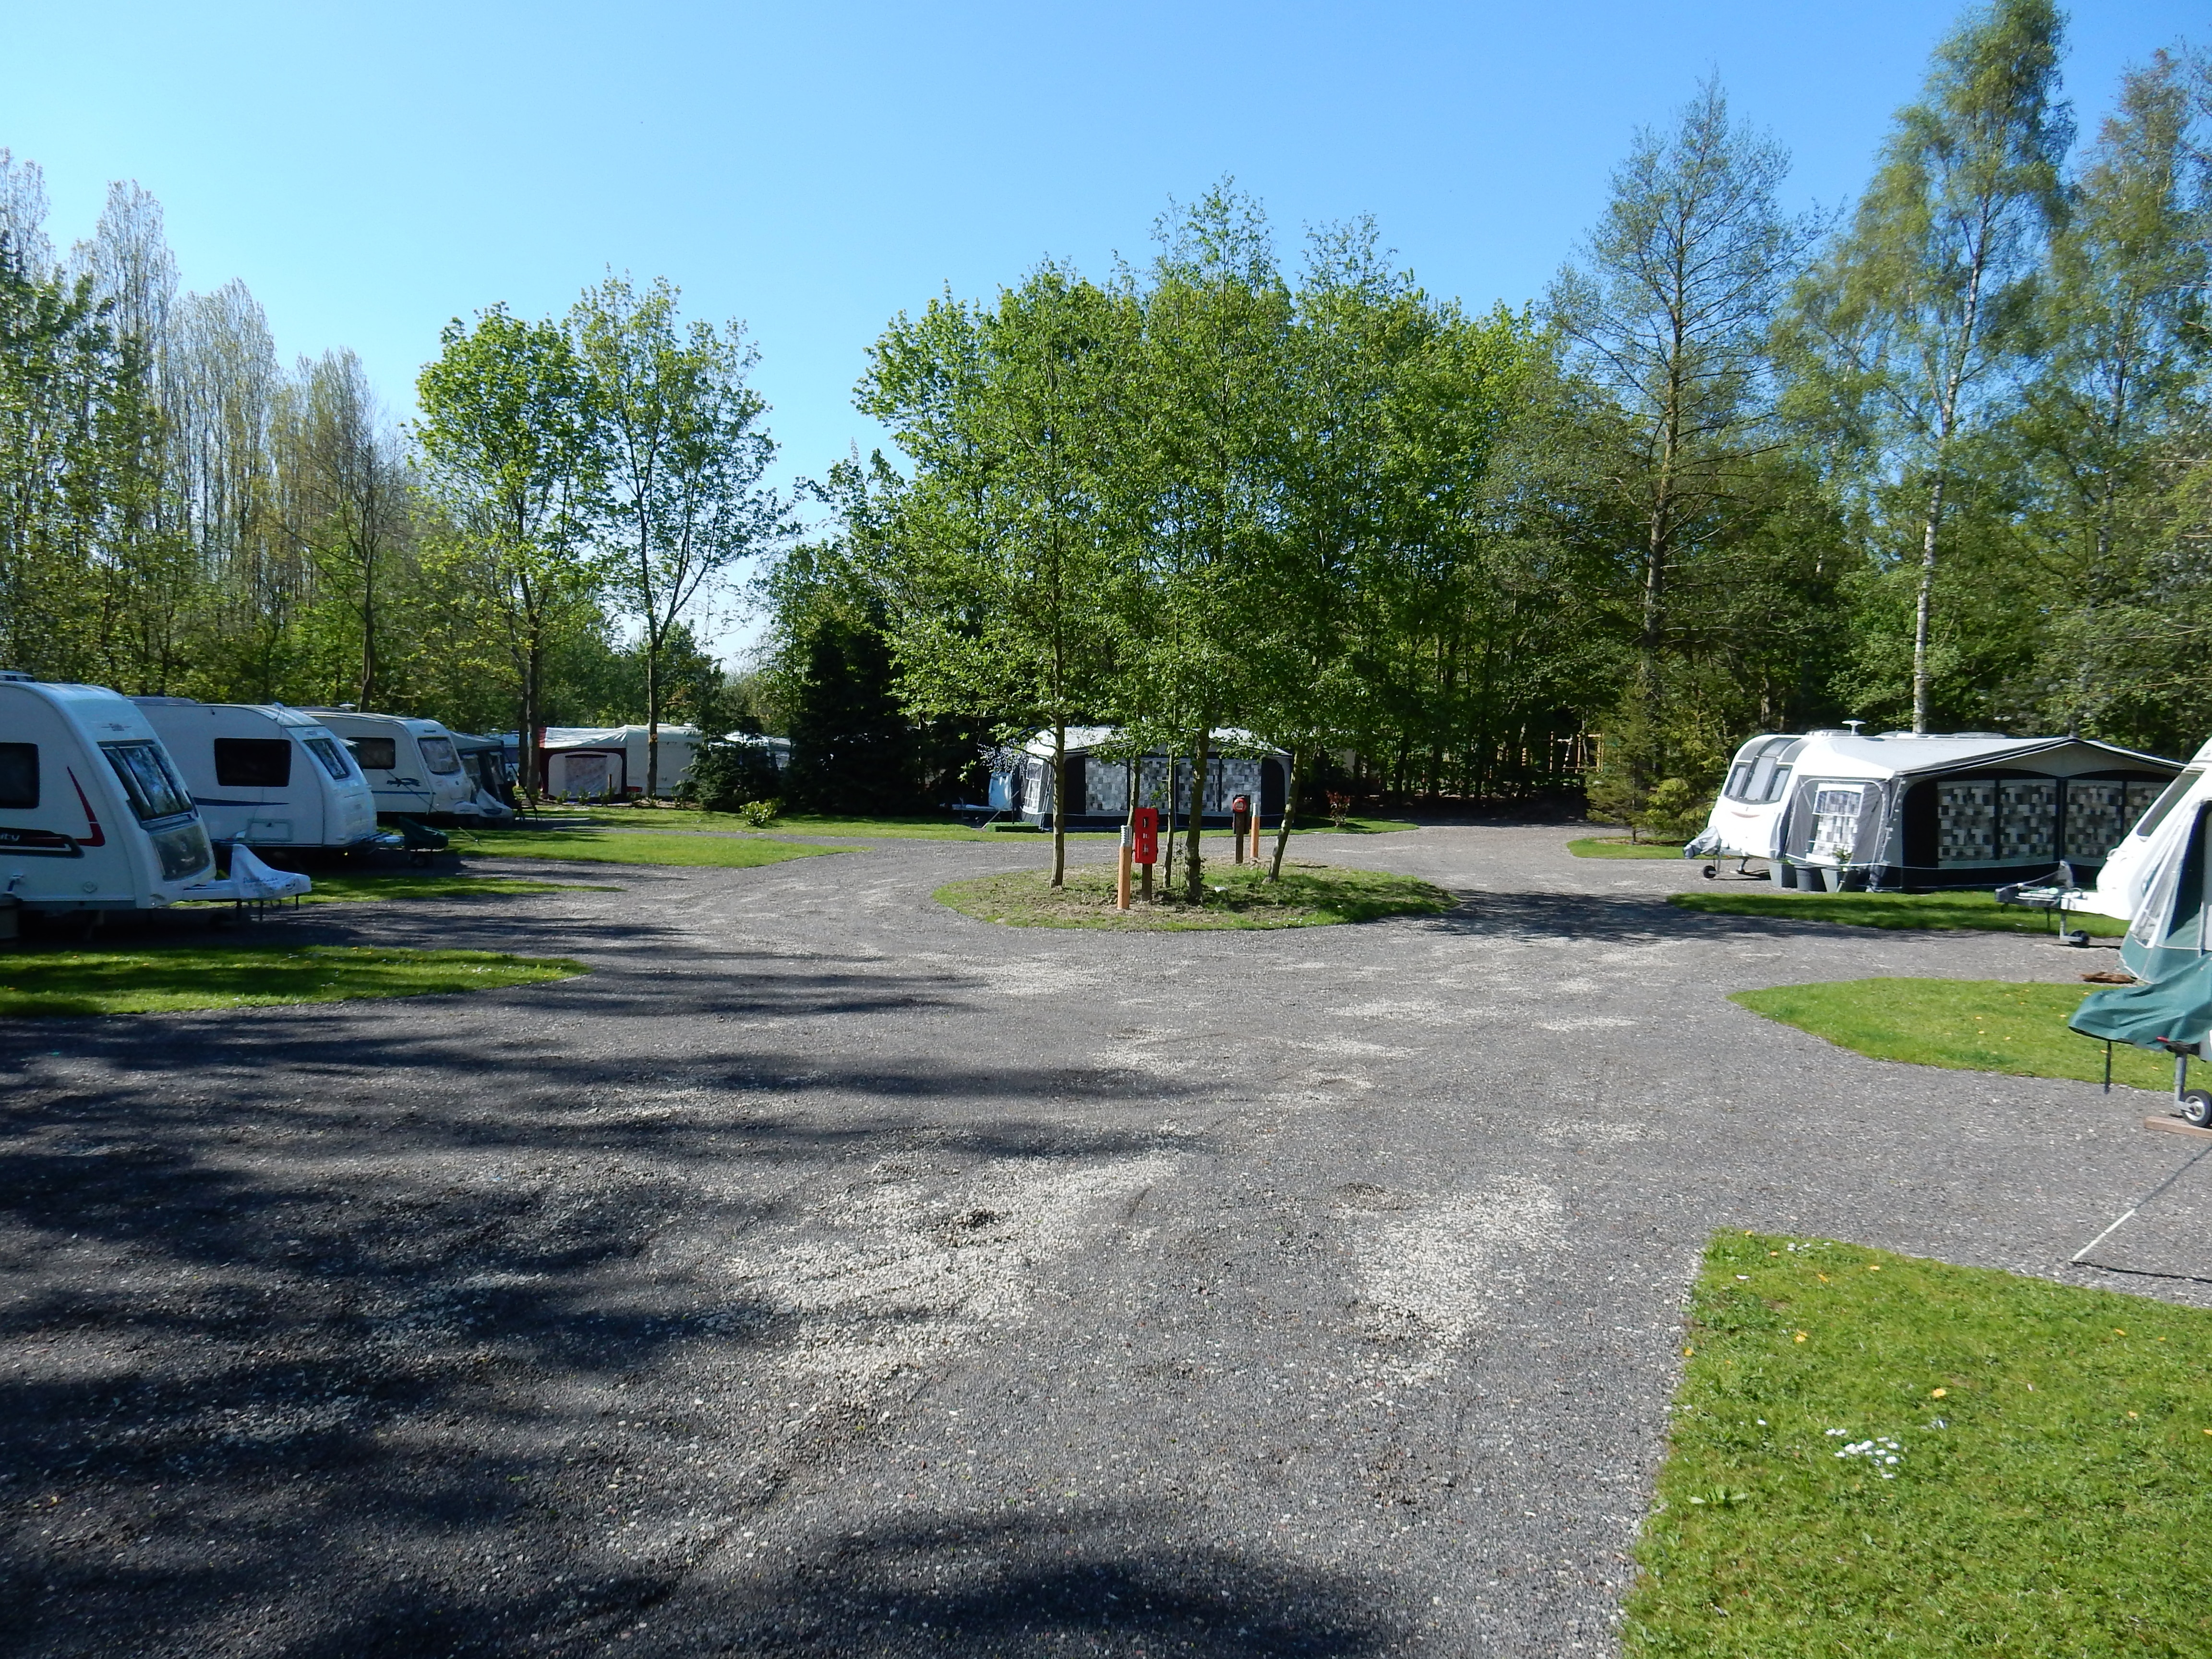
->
[679, 738, 782, 812]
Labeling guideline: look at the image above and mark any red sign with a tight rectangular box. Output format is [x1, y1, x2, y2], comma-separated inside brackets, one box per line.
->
[1131, 806, 1159, 865]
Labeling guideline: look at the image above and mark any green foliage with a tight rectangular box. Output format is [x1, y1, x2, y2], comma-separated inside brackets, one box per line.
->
[0, 945, 583, 1016]
[1730, 975, 2158, 1086]
[679, 735, 782, 811]
[1627, 1232, 2212, 1655]
[1639, 778, 1715, 842]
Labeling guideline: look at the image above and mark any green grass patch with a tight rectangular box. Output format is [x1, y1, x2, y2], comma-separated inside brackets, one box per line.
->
[0, 945, 585, 1016]
[1731, 977, 2166, 1090]
[1626, 1231, 2212, 1657]
[183, 871, 614, 907]
[561, 805, 1417, 839]
[1674, 887, 2128, 937]
[454, 829, 843, 867]
[933, 860, 1456, 930]
[1570, 836, 1687, 859]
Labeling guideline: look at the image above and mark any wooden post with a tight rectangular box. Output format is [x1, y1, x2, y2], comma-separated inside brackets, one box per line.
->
[1117, 824, 1133, 912]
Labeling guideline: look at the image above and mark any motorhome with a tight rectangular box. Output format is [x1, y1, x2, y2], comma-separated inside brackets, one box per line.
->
[540, 725, 702, 799]
[0, 674, 216, 918]
[304, 710, 487, 825]
[132, 699, 379, 850]
[1685, 729, 2181, 892]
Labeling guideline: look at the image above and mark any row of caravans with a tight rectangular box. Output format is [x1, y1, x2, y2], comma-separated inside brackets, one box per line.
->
[0, 674, 523, 926]
[532, 726, 790, 799]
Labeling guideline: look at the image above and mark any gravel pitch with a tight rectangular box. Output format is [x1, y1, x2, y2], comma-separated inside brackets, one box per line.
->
[5, 824, 2208, 1658]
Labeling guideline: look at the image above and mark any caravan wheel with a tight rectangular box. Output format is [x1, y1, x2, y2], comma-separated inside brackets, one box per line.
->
[1702, 865, 1718, 879]
[2181, 1089, 2212, 1129]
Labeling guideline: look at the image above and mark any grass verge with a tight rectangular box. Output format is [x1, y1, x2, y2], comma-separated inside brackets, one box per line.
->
[0, 945, 585, 1016]
[184, 872, 614, 907]
[1569, 836, 1687, 859]
[1731, 977, 2166, 1090]
[562, 806, 1419, 839]
[1626, 1232, 2212, 1657]
[1674, 887, 2127, 938]
[933, 861, 1456, 930]
[454, 829, 842, 867]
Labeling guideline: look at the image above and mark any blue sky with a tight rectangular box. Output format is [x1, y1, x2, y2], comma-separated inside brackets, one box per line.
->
[2, 0, 2200, 652]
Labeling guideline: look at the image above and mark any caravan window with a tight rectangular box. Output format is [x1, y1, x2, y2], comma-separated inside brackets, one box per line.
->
[100, 741, 194, 824]
[1724, 763, 1755, 799]
[0, 742, 35, 808]
[1762, 765, 1793, 803]
[2132, 769, 2200, 839]
[214, 738, 291, 788]
[303, 737, 354, 781]
[417, 736, 462, 774]
[1808, 784, 1866, 859]
[349, 736, 397, 770]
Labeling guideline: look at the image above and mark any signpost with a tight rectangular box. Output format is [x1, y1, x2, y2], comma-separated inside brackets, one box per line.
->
[1131, 806, 1158, 903]
[1231, 794, 1251, 864]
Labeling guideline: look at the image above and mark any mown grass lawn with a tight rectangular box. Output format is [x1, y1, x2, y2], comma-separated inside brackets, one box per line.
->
[183, 871, 614, 907]
[934, 861, 1456, 930]
[1731, 977, 2167, 1091]
[1627, 1232, 2212, 1657]
[453, 829, 843, 867]
[0, 945, 585, 1016]
[1569, 836, 1687, 859]
[561, 805, 1421, 839]
[1674, 887, 2127, 937]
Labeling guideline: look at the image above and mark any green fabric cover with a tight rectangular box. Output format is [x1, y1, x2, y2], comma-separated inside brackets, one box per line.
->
[2070, 951, 2212, 1051]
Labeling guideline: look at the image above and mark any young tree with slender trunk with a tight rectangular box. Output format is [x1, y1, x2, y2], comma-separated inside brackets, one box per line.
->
[1788, 0, 2069, 732]
[861, 266, 1137, 885]
[415, 305, 599, 800]
[572, 276, 787, 797]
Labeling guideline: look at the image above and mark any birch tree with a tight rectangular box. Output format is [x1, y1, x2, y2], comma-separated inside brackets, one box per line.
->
[1789, 0, 2069, 731]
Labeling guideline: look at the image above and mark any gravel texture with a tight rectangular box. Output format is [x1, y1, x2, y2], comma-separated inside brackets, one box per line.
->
[4, 822, 2207, 1658]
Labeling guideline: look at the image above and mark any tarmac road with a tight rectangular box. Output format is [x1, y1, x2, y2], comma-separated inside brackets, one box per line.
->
[4, 822, 2206, 1658]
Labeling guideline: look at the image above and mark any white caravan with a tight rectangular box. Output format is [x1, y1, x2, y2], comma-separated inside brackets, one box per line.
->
[132, 699, 379, 849]
[540, 725, 701, 799]
[1686, 729, 2180, 891]
[0, 674, 216, 915]
[304, 710, 484, 823]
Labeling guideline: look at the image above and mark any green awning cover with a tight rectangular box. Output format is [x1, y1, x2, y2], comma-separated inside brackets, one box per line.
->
[2069, 952, 2212, 1051]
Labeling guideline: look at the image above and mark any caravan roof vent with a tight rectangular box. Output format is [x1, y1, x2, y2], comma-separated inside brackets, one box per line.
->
[131, 696, 198, 706]
[1808, 728, 1853, 736]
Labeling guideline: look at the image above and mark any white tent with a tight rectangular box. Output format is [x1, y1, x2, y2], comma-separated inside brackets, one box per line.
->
[540, 725, 702, 798]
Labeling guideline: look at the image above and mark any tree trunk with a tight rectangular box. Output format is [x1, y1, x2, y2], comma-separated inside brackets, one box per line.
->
[645, 634, 661, 800]
[1050, 721, 1068, 887]
[1268, 746, 1300, 880]
[1911, 465, 1946, 734]
[1183, 726, 1212, 904]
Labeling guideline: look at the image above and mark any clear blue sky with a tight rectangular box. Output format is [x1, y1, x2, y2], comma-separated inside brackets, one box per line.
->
[2, 0, 2200, 652]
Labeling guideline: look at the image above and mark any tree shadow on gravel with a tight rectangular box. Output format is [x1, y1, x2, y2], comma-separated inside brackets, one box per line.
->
[0, 957, 1200, 1658]
[1416, 888, 1980, 945]
[654, 1507, 1395, 1658]
[264, 1506, 1396, 1659]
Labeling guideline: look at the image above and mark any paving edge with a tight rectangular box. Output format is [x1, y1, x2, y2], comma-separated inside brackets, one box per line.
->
[2142, 1115, 2212, 1141]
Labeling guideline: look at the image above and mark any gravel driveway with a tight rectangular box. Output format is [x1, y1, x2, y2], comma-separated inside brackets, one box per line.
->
[5, 823, 2205, 1657]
